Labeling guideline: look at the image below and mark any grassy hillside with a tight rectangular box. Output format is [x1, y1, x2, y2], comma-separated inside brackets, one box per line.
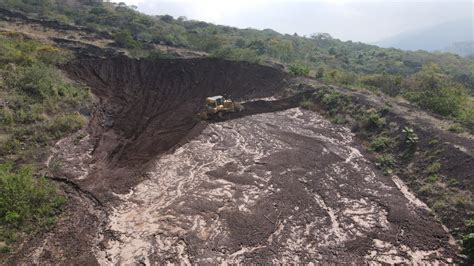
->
[1, 0, 472, 127]
[0, 31, 91, 253]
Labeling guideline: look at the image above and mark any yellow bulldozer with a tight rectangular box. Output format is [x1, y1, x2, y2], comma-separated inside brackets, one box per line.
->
[200, 95, 243, 119]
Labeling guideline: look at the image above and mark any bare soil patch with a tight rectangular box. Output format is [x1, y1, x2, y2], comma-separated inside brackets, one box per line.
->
[63, 57, 288, 201]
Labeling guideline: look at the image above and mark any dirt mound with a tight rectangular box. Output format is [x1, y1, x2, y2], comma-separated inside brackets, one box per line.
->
[63, 57, 287, 199]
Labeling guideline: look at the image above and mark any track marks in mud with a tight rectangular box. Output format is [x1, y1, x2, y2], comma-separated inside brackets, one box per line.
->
[97, 108, 457, 264]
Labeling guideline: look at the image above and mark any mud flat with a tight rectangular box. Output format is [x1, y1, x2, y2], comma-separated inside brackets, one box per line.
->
[98, 108, 457, 264]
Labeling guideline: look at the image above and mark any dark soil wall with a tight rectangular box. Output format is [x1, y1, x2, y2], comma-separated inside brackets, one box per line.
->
[63, 57, 287, 199]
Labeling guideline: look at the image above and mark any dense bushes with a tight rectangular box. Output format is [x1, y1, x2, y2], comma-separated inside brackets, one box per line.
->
[289, 64, 310, 76]
[2, 1, 473, 93]
[0, 34, 90, 159]
[3, 2, 473, 123]
[210, 47, 261, 63]
[0, 163, 65, 243]
[0, 22, 89, 254]
[402, 63, 472, 124]
[359, 74, 403, 96]
[463, 216, 474, 262]
[113, 30, 141, 49]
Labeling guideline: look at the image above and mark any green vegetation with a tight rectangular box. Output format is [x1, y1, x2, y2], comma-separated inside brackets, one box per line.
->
[376, 154, 396, 175]
[0, 163, 65, 248]
[463, 216, 474, 261]
[299, 97, 314, 109]
[0, 32, 90, 251]
[402, 63, 473, 124]
[0, 33, 90, 162]
[1, 0, 473, 126]
[320, 90, 350, 115]
[113, 29, 141, 49]
[447, 123, 466, 133]
[402, 127, 419, 146]
[369, 136, 391, 152]
[289, 64, 310, 76]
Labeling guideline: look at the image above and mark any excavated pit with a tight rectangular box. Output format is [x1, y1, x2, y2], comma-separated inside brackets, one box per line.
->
[63, 57, 288, 199]
[47, 57, 461, 264]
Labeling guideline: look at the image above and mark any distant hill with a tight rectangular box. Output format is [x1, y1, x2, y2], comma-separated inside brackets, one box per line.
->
[375, 19, 473, 54]
[442, 40, 474, 57]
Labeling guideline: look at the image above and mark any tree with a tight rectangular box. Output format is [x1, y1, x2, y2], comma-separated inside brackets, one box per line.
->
[268, 38, 294, 62]
[234, 38, 246, 48]
[289, 64, 309, 76]
[113, 30, 140, 48]
[160, 14, 174, 23]
[403, 63, 469, 117]
[247, 40, 266, 55]
[315, 67, 324, 79]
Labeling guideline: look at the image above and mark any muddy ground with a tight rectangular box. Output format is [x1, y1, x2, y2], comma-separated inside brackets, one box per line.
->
[98, 108, 458, 264]
[6, 58, 464, 264]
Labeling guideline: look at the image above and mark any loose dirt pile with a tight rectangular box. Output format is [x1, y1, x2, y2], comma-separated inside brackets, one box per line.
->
[63, 57, 288, 200]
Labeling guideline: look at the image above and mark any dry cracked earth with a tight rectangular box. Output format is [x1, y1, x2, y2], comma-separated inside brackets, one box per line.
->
[90, 108, 457, 264]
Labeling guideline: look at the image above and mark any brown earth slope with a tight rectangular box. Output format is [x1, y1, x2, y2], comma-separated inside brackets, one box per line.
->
[6, 57, 466, 264]
[62, 57, 288, 201]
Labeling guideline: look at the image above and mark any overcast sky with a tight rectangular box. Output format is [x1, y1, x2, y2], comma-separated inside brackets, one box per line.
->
[113, 0, 473, 43]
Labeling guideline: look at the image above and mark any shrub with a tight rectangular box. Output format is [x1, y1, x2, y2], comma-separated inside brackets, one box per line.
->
[447, 123, 465, 133]
[0, 163, 65, 240]
[361, 112, 386, 131]
[146, 50, 176, 60]
[369, 136, 391, 152]
[449, 193, 472, 208]
[315, 67, 324, 79]
[337, 71, 357, 85]
[458, 103, 474, 125]
[47, 114, 87, 139]
[359, 74, 402, 96]
[402, 127, 419, 145]
[299, 98, 314, 109]
[0, 245, 10, 254]
[426, 162, 441, 174]
[289, 64, 310, 76]
[323, 69, 357, 85]
[0, 34, 70, 65]
[376, 154, 396, 175]
[5, 63, 62, 100]
[321, 91, 349, 114]
[463, 216, 474, 261]
[211, 47, 261, 63]
[113, 30, 141, 49]
[428, 174, 439, 183]
[432, 199, 447, 211]
[332, 114, 347, 125]
[403, 63, 470, 120]
[0, 108, 14, 126]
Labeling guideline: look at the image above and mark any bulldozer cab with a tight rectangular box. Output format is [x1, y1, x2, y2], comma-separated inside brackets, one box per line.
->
[201, 95, 242, 119]
[206, 96, 224, 111]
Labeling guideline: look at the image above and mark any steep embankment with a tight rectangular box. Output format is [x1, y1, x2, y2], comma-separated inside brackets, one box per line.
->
[62, 57, 288, 200]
